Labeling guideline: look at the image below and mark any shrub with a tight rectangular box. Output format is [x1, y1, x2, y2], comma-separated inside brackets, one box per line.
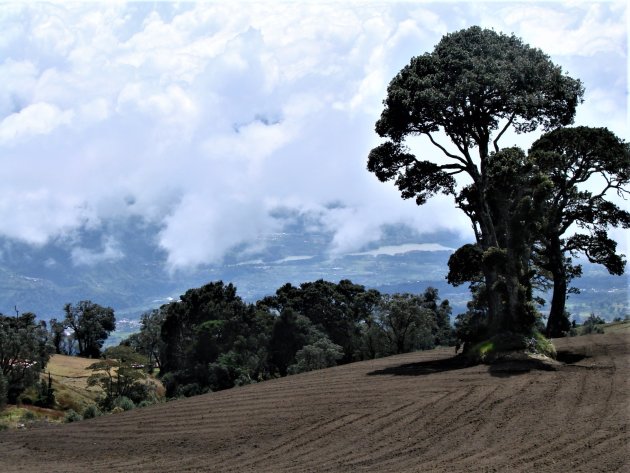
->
[582, 323, 604, 335]
[20, 410, 37, 422]
[64, 409, 82, 423]
[82, 405, 102, 419]
[110, 406, 124, 414]
[582, 314, 606, 335]
[113, 396, 135, 411]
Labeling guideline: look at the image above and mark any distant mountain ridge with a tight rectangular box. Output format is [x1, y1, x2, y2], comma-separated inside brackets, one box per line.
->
[0, 221, 627, 325]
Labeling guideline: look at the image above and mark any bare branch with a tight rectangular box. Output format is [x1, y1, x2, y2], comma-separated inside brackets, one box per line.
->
[493, 112, 516, 152]
[426, 133, 468, 165]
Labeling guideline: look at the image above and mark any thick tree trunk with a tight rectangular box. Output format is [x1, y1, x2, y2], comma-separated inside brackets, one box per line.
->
[546, 274, 569, 337]
[545, 236, 571, 338]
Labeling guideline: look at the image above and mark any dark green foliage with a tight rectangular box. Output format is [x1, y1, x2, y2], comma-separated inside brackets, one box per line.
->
[159, 281, 273, 397]
[87, 345, 149, 410]
[287, 338, 344, 374]
[369, 25, 584, 345]
[32, 373, 55, 408]
[261, 279, 381, 363]
[124, 308, 166, 372]
[64, 409, 82, 423]
[0, 312, 51, 404]
[112, 396, 135, 411]
[82, 404, 102, 419]
[529, 127, 630, 337]
[361, 287, 454, 358]
[582, 314, 606, 335]
[63, 301, 116, 358]
[268, 308, 313, 376]
[156, 279, 454, 398]
[48, 318, 66, 355]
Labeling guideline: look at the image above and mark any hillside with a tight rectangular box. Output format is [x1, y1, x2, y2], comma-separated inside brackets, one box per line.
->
[1, 331, 628, 473]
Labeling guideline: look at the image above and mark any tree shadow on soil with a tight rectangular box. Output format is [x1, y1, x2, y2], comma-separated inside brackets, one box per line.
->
[489, 350, 589, 378]
[367, 355, 469, 377]
[366, 350, 589, 378]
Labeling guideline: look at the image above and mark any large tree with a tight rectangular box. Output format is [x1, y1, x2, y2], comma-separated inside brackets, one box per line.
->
[368, 26, 583, 347]
[529, 127, 630, 337]
[63, 301, 116, 358]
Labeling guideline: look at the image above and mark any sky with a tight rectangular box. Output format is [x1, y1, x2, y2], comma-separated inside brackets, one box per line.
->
[0, 1, 627, 271]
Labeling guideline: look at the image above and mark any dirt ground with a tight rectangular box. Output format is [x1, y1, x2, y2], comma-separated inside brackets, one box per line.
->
[1, 331, 628, 472]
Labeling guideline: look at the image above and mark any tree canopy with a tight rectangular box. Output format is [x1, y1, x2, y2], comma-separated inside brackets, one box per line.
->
[63, 301, 116, 358]
[368, 26, 586, 353]
[529, 126, 630, 336]
[0, 312, 51, 405]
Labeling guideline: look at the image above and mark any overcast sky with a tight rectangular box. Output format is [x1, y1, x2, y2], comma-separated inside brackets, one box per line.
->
[0, 1, 627, 270]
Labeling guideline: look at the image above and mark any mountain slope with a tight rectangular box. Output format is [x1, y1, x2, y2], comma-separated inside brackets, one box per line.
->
[1, 331, 628, 472]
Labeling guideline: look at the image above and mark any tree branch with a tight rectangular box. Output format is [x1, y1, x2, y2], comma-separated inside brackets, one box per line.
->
[493, 112, 516, 152]
[426, 133, 468, 165]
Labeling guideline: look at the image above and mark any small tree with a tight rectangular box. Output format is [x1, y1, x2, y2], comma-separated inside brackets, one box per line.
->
[124, 308, 166, 372]
[87, 345, 148, 410]
[63, 301, 116, 358]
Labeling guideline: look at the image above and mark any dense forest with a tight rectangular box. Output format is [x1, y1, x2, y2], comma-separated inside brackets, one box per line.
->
[1, 278, 456, 409]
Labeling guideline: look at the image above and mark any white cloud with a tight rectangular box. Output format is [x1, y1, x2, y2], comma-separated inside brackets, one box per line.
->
[500, 3, 626, 56]
[71, 235, 124, 266]
[0, 102, 73, 145]
[0, 2, 626, 269]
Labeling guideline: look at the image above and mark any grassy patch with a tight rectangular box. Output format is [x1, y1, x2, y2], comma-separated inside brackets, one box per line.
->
[468, 331, 556, 363]
[602, 320, 630, 334]
[0, 405, 64, 429]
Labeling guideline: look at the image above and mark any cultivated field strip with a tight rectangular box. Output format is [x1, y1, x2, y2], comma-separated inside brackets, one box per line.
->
[1, 334, 628, 472]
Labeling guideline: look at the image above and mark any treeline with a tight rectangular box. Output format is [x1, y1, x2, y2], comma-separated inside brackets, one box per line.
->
[0, 279, 453, 409]
[125, 279, 454, 398]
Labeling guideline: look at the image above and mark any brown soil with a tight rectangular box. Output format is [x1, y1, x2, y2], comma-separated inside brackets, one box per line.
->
[1, 332, 628, 472]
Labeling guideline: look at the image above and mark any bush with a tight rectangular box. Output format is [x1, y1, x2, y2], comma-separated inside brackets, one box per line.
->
[113, 396, 135, 411]
[582, 313, 606, 335]
[582, 323, 604, 335]
[20, 410, 37, 422]
[64, 409, 82, 423]
[82, 404, 102, 419]
[137, 399, 154, 408]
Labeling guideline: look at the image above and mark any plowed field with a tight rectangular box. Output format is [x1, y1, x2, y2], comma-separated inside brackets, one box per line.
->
[1, 331, 628, 472]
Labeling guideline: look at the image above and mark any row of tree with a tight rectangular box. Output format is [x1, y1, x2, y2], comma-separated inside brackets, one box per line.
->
[125, 280, 454, 398]
[368, 26, 629, 352]
[0, 279, 453, 408]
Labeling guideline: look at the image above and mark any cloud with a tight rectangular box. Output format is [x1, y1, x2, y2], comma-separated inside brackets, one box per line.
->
[71, 235, 124, 266]
[0, 2, 627, 269]
[0, 102, 73, 145]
